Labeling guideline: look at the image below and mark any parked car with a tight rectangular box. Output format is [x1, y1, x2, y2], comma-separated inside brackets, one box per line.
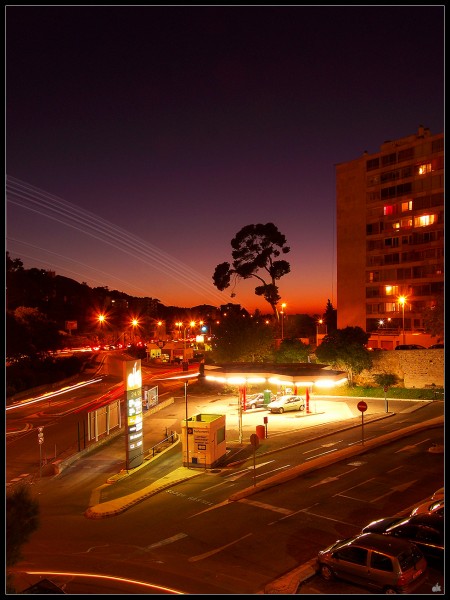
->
[316, 532, 428, 594]
[410, 499, 444, 518]
[431, 487, 444, 501]
[267, 395, 305, 414]
[361, 513, 444, 564]
[428, 343, 444, 349]
[245, 392, 276, 410]
[395, 344, 427, 350]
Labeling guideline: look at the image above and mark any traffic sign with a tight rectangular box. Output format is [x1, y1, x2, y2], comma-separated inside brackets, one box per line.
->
[250, 433, 259, 448]
[357, 400, 368, 412]
[38, 426, 44, 444]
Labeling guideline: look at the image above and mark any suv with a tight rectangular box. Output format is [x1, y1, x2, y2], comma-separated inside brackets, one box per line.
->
[317, 532, 428, 594]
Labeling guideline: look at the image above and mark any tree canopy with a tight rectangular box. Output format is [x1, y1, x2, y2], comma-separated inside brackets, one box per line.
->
[6, 486, 40, 592]
[212, 223, 291, 317]
[315, 326, 372, 386]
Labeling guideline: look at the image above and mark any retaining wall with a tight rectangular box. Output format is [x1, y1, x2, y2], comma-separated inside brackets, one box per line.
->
[355, 349, 444, 388]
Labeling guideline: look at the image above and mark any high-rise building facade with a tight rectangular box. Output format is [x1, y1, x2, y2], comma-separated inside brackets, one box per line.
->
[335, 126, 444, 339]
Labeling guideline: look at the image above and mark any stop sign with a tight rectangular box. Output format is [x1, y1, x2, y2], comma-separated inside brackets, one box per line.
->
[357, 400, 368, 412]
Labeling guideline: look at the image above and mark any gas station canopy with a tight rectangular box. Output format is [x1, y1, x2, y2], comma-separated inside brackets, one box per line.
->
[204, 363, 348, 389]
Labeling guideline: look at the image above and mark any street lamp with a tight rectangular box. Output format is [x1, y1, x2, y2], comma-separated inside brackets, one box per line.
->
[316, 319, 323, 347]
[97, 313, 107, 343]
[184, 380, 189, 469]
[176, 320, 196, 363]
[281, 303, 286, 340]
[398, 296, 406, 344]
[131, 318, 139, 344]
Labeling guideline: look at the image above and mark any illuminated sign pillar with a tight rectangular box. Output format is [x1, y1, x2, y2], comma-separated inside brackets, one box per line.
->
[124, 360, 144, 470]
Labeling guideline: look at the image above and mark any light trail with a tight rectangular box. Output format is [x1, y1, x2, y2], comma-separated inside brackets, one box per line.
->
[5, 378, 104, 411]
[6, 175, 228, 305]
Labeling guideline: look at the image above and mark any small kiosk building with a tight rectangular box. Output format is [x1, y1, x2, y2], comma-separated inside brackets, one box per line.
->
[182, 413, 226, 469]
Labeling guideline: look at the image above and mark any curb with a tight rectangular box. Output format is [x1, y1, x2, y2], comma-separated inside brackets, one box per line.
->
[263, 560, 317, 594]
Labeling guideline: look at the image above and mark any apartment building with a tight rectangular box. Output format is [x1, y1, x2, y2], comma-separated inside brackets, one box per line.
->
[335, 126, 444, 344]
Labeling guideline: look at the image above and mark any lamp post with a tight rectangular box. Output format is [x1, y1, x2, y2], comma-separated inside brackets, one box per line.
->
[316, 319, 323, 347]
[398, 296, 406, 344]
[281, 303, 286, 340]
[131, 318, 139, 344]
[184, 380, 189, 469]
[97, 314, 105, 343]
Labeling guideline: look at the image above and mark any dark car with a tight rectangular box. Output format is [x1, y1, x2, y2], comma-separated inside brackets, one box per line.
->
[428, 343, 444, 349]
[361, 513, 444, 564]
[245, 392, 276, 410]
[395, 344, 427, 350]
[316, 532, 428, 594]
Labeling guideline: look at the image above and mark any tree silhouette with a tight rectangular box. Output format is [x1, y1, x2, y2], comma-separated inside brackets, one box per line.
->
[212, 223, 290, 318]
[6, 485, 40, 592]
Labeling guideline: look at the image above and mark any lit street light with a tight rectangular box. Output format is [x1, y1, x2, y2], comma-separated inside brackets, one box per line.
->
[175, 320, 196, 364]
[398, 296, 406, 344]
[184, 380, 189, 469]
[316, 318, 323, 347]
[131, 318, 139, 344]
[281, 303, 286, 340]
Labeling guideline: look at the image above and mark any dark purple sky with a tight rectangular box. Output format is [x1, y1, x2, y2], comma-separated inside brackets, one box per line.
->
[6, 5, 444, 315]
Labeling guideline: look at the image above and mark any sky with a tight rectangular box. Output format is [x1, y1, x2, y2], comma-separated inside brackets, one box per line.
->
[5, 5, 445, 316]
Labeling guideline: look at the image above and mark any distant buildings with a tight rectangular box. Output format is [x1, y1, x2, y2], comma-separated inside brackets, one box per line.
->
[336, 125, 444, 344]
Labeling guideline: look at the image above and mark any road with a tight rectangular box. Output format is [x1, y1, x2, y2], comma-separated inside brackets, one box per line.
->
[8, 379, 444, 594]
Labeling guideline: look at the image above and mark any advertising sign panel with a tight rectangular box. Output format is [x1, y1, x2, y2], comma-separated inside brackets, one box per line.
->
[124, 360, 144, 469]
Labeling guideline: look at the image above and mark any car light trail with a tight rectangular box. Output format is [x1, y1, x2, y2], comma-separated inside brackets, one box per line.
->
[6, 378, 104, 411]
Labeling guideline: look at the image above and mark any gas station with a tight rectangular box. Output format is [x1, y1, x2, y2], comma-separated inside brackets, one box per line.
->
[173, 363, 348, 468]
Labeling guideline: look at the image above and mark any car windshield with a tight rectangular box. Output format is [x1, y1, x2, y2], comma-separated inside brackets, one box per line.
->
[398, 546, 423, 571]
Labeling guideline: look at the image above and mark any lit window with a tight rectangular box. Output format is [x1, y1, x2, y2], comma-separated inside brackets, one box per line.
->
[416, 163, 432, 175]
[383, 205, 395, 216]
[400, 218, 413, 228]
[384, 286, 398, 297]
[414, 214, 436, 227]
[392, 222, 400, 230]
[401, 200, 412, 212]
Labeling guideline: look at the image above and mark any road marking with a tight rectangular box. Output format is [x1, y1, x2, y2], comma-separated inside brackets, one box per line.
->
[201, 481, 236, 491]
[370, 480, 418, 503]
[300, 509, 359, 529]
[146, 533, 188, 550]
[254, 464, 291, 479]
[395, 439, 430, 453]
[238, 498, 294, 515]
[189, 499, 232, 518]
[304, 441, 342, 454]
[305, 448, 337, 461]
[309, 467, 358, 488]
[224, 461, 275, 481]
[188, 533, 252, 562]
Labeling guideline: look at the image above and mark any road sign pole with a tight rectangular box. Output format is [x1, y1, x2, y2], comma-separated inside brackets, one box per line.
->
[357, 401, 367, 446]
[37, 427, 44, 478]
[361, 411, 364, 445]
[250, 433, 259, 487]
